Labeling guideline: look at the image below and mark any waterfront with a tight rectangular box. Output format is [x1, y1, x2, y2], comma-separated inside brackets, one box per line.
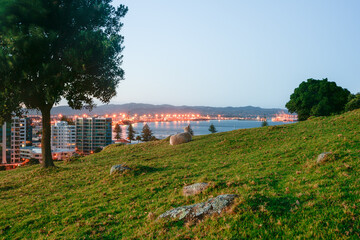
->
[118, 120, 294, 140]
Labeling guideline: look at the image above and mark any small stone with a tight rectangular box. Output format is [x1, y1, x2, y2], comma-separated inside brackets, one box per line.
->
[316, 152, 332, 164]
[182, 183, 209, 196]
[110, 164, 132, 175]
[158, 194, 238, 222]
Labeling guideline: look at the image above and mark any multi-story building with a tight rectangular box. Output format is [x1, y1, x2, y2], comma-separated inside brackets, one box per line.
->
[20, 147, 75, 162]
[0, 117, 32, 164]
[1, 123, 11, 164]
[75, 117, 112, 155]
[51, 121, 76, 150]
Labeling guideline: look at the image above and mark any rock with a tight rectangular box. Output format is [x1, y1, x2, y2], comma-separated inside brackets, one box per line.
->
[183, 183, 209, 196]
[158, 194, 238, 221]
[170, 132, 192, 145]
[316, 152, 332, 164]
[110, 164, 132, 175]
[170, 126, 192, 145]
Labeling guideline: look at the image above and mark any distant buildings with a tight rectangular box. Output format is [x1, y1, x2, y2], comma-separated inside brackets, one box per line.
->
[20, 147, 75, 161]
[1, 115, 115, 164]
[0, 117, 32, 164]
[75, 117, 112, 155]
[51, 121, 76, 150]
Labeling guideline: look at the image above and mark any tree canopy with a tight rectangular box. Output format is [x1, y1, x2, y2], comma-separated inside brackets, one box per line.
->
[0, 0, 127, 167]
[345, 93, 360, 112]
[113, 123, 122, 140]
[127, 124, 135, 143]
[285, 78, 350, 121]
[141, 124, 153, 142]
[208, 123, 217, 133]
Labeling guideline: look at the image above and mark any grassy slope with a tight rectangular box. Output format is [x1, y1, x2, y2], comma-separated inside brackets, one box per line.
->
[1, 110, 359, 239]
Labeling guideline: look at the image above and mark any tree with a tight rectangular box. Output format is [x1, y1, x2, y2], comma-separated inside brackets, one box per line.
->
[0, 1, 127, 168]
[135, 135, 142, 143]
[345, 93, 360, 112]
[113, 123, 122, 140]
[286, 78, 350, 121]
[208, 123, 217, 133]
[141, 124, 153, 142]
[60, 115, 74, 125]
[261, 120, 268, 127]
[127, 124, 136, 143]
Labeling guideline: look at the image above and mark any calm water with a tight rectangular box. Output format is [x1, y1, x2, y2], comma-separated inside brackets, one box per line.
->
[117, 120, 293, 140]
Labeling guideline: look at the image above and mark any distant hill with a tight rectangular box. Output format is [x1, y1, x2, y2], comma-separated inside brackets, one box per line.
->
[27, 103, 288, 117]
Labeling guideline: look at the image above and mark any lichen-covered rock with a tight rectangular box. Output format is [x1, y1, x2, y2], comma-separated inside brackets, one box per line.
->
[316, 152, 332, 164]
[110, 164, 132, 175]
[158, 194, 238, 221]
[183, 183, 209, 196]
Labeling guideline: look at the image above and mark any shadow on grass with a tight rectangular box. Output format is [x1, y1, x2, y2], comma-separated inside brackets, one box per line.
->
[0, 185, 18, 192]
[247, 193, 297, 217]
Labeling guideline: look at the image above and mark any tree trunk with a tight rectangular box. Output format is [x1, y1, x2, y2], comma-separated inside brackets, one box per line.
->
[41, 106, 55, 168]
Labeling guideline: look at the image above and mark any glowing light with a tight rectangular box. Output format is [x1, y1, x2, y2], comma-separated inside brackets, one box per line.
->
[113, 114, 116, 118]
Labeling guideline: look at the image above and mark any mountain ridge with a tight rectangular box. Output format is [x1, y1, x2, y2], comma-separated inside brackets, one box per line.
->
[27, 103, 289, 117]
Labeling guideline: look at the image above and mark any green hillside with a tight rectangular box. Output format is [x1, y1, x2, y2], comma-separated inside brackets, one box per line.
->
[1, 110, 359, 239]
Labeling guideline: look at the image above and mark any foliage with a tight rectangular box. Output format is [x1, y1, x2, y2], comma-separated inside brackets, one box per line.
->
[60, 115, 75, 125]
[28, 158, 40, 165]
[0, 0, 127, 167]
[208, 123, 217, 133]
[141, 124, 153, 142]
[345, 93, 360, 112]
[150, 136, 158, 141]
[135, 135, 142, 143]
[127, 124, 136, 143]
[286, 78, 350, 121]
[261, 120, 269, 127]
[0, 110, 359, 239]
[113, 123, 122, 140]
[94, 147, 102, 153]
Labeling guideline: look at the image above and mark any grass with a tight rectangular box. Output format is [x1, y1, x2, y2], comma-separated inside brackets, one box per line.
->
[1, 110, 360, 239]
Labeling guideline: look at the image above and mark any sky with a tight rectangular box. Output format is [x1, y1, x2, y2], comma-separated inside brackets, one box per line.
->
[102, 0, 360, 108]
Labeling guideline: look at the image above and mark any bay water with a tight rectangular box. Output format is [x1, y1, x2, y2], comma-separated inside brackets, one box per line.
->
[117, 120, 293, 140]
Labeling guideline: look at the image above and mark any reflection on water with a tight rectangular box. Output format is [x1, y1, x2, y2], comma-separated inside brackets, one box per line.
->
[116, 120, 293, 140]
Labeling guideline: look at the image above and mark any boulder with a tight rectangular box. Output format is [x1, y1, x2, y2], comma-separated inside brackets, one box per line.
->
[170, 125, 192, 145]
[183, 183, 209, 196]
[170, 132, 192, 145]
[158, 194, 238, 221]
[316, 152, 332, 164]
[110, 164, 132, 175]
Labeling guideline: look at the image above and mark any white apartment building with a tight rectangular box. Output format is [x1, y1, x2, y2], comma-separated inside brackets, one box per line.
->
[20, 147, 75, 162]
[10, 118, 27, 163]
[51, 121, 76, 150]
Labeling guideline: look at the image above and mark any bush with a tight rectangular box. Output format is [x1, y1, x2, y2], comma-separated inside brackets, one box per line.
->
[261, 120, 269, 127]
[28, 158, 40, 165]
[286, 78, 350, 120]
[345, 94, 360, 111]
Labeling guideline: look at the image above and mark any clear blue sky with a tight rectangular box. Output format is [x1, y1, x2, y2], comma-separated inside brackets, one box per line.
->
[108, 0, 360, 108]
